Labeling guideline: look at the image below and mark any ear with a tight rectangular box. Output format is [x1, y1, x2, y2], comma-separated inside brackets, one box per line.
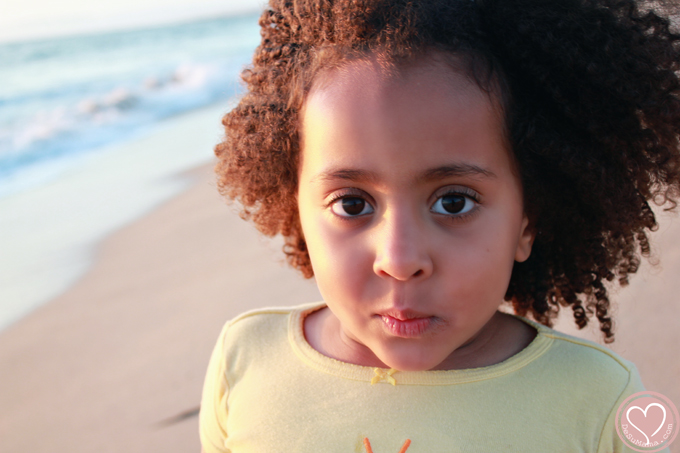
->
[514, 215, 535, 263]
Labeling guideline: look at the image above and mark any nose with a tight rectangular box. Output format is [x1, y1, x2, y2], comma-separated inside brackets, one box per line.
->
[372, 210, 433, 281]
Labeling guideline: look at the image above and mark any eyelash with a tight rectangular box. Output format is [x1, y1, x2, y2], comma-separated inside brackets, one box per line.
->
[325, 187, 481, 222]
[434, 188, 480, 220]
[325, 189, 373, 221]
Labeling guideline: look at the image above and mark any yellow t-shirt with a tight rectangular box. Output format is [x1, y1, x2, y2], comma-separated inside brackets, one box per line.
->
[200, 302, 664, 453]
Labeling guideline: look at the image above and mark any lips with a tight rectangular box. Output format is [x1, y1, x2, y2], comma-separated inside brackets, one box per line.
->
[379, 309, 437, 338]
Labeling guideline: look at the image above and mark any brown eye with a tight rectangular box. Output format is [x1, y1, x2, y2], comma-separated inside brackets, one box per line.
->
[431, 193, 475, 215]
[330, 196, 374, 217]
[442, 195, 466, 213]
[342, 198, 365, 215]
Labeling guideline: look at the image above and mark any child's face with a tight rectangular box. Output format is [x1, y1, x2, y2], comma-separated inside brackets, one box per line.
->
[297, 57, 535, 371]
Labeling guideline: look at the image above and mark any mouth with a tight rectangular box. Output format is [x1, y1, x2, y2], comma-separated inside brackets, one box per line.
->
[378, 309, 439, 338]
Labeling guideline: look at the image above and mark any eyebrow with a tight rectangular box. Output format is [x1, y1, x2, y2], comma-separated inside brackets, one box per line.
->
[419, 164, 497, 182]
[311, 163, 496, 185]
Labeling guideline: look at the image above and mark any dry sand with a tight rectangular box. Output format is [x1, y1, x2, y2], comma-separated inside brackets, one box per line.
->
[0, 163, 321, 453]
[0, 162, 678, 453]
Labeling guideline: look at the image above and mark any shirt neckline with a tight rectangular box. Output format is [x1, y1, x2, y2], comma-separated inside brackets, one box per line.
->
[288, 301, 553, 385]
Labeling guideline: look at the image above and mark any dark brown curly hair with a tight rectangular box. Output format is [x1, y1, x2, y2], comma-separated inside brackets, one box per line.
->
[215, 0, 680, 343]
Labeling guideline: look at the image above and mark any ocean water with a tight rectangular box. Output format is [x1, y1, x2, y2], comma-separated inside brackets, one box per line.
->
[0, 13, 260, 198]
[0, 14, 261, 331]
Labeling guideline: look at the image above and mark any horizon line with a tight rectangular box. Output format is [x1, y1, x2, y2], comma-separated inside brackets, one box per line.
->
[0, 6, 262, 46]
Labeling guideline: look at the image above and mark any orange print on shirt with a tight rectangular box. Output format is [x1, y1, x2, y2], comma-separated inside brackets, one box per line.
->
[363, 437, 411, 453]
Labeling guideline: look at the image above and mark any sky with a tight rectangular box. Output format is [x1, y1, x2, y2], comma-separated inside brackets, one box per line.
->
[0, 0, 266, 43]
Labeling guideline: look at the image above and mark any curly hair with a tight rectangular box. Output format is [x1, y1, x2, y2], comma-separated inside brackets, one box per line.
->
[215, 0, 680, 343]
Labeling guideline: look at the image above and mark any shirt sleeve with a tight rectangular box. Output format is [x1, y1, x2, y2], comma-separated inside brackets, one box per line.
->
[597, 364, 671, 453]
[199, 322, 231, 453]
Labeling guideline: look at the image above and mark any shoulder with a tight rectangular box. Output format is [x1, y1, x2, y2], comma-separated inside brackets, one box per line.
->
[514, 316, 647, 451]
[222, 301, 322, 337]
[517, 315, 644, 396]
[212, 301, 324, 365]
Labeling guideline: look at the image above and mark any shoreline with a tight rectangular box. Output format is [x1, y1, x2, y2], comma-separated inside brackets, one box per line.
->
[0, 100, 238, 332]
[0, 161, 321, 453]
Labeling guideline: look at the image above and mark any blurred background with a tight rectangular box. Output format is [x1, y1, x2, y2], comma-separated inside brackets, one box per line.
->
[0, 1, 321, 451]
[0, 1, 678, 452]
[0, 0, 264, 331]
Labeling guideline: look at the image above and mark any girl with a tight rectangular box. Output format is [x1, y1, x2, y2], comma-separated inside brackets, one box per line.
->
[201, 0, 680, 451]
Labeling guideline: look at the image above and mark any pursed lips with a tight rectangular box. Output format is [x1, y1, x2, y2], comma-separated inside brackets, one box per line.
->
[377, 308, 441, 338]
[379, 308, 432, 321]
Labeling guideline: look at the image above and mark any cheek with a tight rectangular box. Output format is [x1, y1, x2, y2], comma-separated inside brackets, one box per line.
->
[300, 214, 373, 297]
[437, 222, 518, 299]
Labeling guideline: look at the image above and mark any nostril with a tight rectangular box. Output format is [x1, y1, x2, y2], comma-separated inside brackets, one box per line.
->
[413, 269, 423, 277]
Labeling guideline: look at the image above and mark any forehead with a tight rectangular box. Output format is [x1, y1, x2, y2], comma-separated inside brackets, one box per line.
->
[307, 54, 491, 115]
[299, 56, 514, 185]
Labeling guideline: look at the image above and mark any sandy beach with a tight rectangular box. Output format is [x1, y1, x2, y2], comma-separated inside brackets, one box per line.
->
[1, 147, 678, 451]
[0, 160, 321, 452]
